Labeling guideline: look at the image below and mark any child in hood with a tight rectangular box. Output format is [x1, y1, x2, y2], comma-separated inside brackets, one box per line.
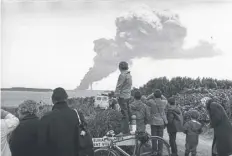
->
[183, 110, 203, 156]
[130, 90, 150, 132]
[167, 97, 183, 156]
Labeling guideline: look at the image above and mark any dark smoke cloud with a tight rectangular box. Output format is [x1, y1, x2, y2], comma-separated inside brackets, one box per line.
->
[77, 5, 221, 90]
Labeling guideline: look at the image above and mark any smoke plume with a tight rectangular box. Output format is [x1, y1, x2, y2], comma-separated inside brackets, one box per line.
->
[77, 5, 221, 90]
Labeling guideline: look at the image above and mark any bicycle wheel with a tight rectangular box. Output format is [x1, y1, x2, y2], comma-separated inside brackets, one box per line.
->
[138, 136, 171, 156]
[94, 148, 119, 156]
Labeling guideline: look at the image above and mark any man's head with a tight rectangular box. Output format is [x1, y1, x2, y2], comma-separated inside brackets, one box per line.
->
[52, 87, 68, 104]
[168, 97, 176, 105]
[119, 61, 129, 71]
[153, 89, 162, 98]
[134, 90, 142, 100]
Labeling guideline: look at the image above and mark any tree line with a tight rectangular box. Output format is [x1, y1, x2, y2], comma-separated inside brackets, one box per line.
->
[133, 77, 232, 98]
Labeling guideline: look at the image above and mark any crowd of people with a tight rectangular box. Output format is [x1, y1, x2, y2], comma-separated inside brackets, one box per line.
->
[114, 61, 232, 156]
[1, 88, 94, 156]
[1, 61, 232, 156]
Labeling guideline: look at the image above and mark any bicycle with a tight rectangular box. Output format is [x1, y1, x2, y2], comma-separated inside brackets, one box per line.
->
[94, 131, 171, 156]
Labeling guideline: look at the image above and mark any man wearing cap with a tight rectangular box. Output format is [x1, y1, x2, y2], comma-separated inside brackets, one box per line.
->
[38, 87, 80, 156]
[115, 61, 132, 135]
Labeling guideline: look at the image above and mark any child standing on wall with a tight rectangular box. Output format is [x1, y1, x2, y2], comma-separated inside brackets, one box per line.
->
[183, 109, 203, 156]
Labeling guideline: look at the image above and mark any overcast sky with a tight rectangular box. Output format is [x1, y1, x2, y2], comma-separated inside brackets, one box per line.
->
[1, 0, 232, 90]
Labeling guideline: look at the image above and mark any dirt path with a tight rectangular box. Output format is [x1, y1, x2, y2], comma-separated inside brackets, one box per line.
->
[146, 125, 212, 156]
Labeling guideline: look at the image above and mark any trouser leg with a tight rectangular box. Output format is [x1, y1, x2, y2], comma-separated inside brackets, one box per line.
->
[118, 98, 130, 134]
[157, 126, 164, 156]
[151, 125, 158, 153]
[185, 142, 190, 156]
[151, 125, 164, 156]
[191, 144, 197, 156]
[169, 132, 178, 155]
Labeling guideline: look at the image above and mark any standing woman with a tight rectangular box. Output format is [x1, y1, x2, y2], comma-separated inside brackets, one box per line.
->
[206, 99, 232, 156]
[10, 100, 40, 156]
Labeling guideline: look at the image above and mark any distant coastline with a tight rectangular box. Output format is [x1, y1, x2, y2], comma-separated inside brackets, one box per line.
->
[1, 87, 53, 92]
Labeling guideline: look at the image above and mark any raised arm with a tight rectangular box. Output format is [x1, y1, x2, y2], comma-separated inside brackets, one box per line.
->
[141, 96, 153, 107]
[161, 95, 167, 100]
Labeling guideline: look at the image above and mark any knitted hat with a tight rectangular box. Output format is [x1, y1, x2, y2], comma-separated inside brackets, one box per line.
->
[52, 87, 68, 103]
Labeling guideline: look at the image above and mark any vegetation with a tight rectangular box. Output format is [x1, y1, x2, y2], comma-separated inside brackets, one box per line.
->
[133, 77, 232, 98]
[2, 77, 232, 138]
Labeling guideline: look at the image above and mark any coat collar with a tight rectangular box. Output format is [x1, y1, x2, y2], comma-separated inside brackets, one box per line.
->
[121, 70, 130, 74]
[52, 101, 69, 110]
[21, 114, 38, 121]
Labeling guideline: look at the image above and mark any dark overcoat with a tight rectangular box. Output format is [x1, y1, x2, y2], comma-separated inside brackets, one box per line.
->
[38, 102, 80, 156]
[207, 102, 232, 156]
[10, 114, 40, 156]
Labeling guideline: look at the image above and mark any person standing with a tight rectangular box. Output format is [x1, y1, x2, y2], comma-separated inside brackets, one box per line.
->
[206, 99, 232, 156]
[1, 109, 19, 156]
[141, 89, 168, 156]
[166, 97, 183, 156]
[115, 61, 132, 135]
[10, 100, 40, 156]
[183, 110, 203, 156]
[38, 87, 80, 156]
[129, 90, 150, 132]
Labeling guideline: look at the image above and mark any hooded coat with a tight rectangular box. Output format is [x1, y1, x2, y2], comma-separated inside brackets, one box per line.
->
[207, 102, 232, 156]
[129, 100, 150, 132]
[166, 105, 184, 133]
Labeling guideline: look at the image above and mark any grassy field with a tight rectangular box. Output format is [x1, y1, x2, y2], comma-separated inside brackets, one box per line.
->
[1, 90, 102, 107]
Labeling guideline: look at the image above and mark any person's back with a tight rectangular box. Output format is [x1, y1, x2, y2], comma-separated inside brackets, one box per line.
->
[167, 104, 183, 133]
[115, 62, 132, 99]
[1, 109, 19, 156]
[142, 91, 168, 126]
[130, 91, 150, 132]
[206, 101, 232, 156]
[115, 61, 132, 135]
[141, 89, 168, 156]
[183, 110, 202, 156]
[166, 97, 183, 156]
[117, 71, 132, 99]
[38, 88, 79, 156]
[10, 100, 40, 156]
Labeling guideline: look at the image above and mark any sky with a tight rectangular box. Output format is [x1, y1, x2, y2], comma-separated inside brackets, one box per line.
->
[1, 0, 232, 90]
